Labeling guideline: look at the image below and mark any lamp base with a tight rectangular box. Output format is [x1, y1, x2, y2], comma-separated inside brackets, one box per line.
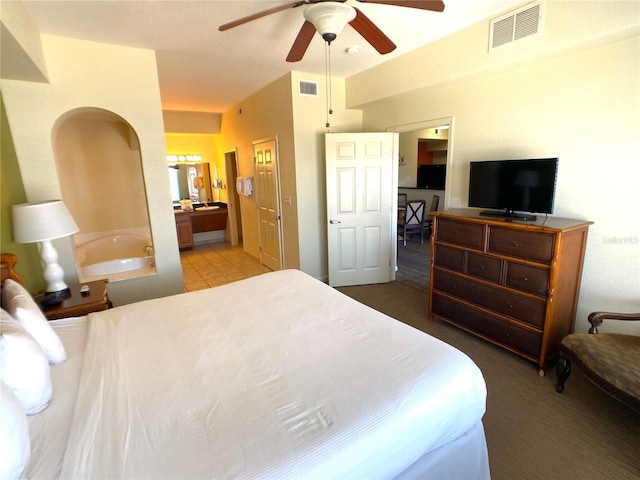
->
[40, 289, 70, 307]
[45, 287, 71, 296]
[39, 240, 71, 294]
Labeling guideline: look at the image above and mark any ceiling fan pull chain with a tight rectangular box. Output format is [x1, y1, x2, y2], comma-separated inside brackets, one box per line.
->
[325, 41, 334, 130]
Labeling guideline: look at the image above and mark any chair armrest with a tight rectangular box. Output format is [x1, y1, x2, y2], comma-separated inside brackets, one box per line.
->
[587, 311, 640, 333]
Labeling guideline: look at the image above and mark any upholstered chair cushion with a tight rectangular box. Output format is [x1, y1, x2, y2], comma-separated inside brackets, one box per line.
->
[561, 333, 640, 404]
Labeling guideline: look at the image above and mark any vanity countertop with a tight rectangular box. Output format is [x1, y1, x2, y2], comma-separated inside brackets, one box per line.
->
[174, 202, 227, 214]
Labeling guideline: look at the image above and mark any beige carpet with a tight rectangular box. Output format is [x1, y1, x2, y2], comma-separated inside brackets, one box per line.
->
[337, 281, 640, 480]
[396, 239, 431, 292]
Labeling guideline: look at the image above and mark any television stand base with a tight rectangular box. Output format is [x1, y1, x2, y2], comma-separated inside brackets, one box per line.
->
[479, 210, 538, 221]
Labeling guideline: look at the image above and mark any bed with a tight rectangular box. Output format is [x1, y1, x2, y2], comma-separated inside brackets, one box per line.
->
[1, 253, 490, 479]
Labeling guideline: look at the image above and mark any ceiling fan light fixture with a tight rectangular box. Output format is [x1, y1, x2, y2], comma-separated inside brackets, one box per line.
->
[303, 3, 356, 43]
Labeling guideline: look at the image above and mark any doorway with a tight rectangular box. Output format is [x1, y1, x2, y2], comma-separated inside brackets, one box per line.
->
[389, 117, 453, 290]
[224, 149, 242, 246]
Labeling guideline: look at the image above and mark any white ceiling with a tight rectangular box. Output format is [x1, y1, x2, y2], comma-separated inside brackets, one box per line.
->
[21, 0, 526, 113]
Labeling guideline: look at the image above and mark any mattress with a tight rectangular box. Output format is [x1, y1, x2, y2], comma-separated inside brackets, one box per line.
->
[28, 270, 488, 479]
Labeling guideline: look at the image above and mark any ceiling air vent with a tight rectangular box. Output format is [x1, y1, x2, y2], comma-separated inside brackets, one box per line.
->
[298, 80, 319, 97]
[489, 1, 543, 51]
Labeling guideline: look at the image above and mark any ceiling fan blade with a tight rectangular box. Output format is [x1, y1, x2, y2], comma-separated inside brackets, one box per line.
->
[356, 0, 445, 12]
[286, 21, 317, 62]
[349, 8, 396, 55]
[219, 1, 307, 31]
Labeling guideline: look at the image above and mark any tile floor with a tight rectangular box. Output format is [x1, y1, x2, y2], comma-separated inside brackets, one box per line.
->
[180, 242, 271, 292]
[181, 240, 429, 292]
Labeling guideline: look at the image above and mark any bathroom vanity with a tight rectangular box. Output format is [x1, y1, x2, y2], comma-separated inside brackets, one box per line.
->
[174, 204, 227, 249]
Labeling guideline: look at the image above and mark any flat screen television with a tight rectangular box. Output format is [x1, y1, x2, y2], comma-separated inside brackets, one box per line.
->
[468, 158, 558, 221]
[417, 164, 446, 190]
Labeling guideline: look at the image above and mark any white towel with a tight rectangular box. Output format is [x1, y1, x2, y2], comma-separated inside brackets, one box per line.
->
[243, 177, 253, 196]
[236, 176, 253, 196]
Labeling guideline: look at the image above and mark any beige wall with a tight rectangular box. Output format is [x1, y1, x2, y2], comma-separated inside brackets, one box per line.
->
[55, 114, 150, 235]
[163, 110, 221, 134]
[218, 71, 362, 280]
[290, 71, 362, 279]
[0, 0, 48, 82]
[353, 5, 640, 334]
[347, 1, 640, 108]
[2, 34, 184, 305]
[218, 73, 295, 263]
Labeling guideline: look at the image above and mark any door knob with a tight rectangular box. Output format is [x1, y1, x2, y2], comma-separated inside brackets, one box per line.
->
[329, 219, 341, 224]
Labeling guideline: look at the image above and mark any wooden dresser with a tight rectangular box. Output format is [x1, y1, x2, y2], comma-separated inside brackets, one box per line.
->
[428, 209, 592, 375]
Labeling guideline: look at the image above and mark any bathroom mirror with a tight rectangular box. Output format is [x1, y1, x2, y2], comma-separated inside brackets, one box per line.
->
[168, 162, 213, 204]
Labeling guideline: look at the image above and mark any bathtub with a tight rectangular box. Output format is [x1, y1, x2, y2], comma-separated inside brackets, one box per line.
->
[76, 234, 154, 280]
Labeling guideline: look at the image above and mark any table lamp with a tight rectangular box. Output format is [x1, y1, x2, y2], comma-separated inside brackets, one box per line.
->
[12, 200, 79, 294]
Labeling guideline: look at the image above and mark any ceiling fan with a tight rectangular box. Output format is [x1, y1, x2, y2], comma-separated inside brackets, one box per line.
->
[219, 0, 445, 62]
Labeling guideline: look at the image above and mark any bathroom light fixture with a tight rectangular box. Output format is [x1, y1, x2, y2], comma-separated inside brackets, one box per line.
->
[166, 154, 202, 162]
[12, 200, 79, 294]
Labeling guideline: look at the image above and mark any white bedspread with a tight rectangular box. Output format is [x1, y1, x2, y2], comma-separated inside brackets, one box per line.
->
[58, 270, 486, 479]
[25, 316, 88, 479]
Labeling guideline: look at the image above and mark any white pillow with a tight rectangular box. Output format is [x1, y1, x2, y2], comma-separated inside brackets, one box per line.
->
[0, 309, 52, 415]
[0, 381, 30, 479]
[2, 279, 67, 364]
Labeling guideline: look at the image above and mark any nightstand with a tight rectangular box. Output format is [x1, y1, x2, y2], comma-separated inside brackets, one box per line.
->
[37, 279, 112, 320]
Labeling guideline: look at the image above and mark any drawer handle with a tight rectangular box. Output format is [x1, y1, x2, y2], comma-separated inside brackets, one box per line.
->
[507, 302, 514, 309]
[479, 265, 486, 270]
[512, 241, 521, 247]
[522, 276, 529, 282]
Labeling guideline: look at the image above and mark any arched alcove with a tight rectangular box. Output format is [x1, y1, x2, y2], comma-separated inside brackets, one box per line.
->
[52, 108, 156, 282]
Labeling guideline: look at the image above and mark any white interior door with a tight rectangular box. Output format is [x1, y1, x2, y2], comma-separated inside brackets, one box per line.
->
[253, 138, 282, 271]
[326, 132, 398, 287]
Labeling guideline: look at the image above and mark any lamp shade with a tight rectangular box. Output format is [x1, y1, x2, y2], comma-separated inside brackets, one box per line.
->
[12, 201, 79, 244]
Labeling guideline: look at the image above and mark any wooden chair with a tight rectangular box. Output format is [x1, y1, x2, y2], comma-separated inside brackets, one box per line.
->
[398, 200, 426, 246]
[555, 311, 640, 413]
[423, 195, 440, 237]
[397, 193, 408, 225]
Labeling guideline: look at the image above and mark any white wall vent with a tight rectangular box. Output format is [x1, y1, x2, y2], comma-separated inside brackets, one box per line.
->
[298, 80, 319, 97]
[489, 1, 543, 51]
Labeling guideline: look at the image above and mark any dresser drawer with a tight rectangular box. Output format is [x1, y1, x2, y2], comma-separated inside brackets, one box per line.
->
[432, 293, 542, 359]
[433, 270, 546, 328]
[434, 245, 465, 272]
[505, 262, 550, 296]
[437, 219, 485, 250]
[467, 252, 502, 283]
[488, 227, 554, 263]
